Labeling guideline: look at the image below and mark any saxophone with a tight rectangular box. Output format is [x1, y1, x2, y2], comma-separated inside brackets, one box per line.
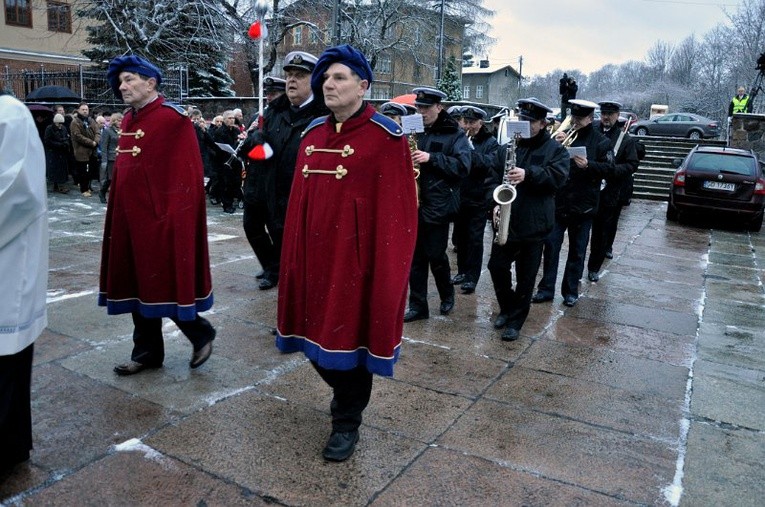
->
[408, 130, 421, 207]
[492, 133, 519, 245]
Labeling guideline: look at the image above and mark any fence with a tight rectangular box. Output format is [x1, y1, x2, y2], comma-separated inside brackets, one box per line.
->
[2, 66, 185, 108]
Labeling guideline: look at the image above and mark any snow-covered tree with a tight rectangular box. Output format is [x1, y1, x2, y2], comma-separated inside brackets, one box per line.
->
[438, 55, 462, 100]
[78, 0, 235, 97]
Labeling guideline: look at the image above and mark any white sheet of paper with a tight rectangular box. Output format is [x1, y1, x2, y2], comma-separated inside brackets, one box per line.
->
[567, 146, 587, 159]
[401, 113, 425, 134]
[505, 120, 531, 139]
[215, 142, 237, 155]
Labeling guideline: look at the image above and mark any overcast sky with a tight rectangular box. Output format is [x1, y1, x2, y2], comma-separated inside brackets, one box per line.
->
[480, 0, 746, 77]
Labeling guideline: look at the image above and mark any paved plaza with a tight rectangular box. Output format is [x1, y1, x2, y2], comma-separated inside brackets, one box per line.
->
[1, 194, 764, 506]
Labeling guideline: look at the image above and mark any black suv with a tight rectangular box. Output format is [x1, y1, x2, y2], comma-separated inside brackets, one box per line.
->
[666, 145, 765, 232]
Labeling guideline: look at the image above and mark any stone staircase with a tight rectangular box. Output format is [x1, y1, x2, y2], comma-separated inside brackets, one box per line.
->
[632, 136, 728, 201]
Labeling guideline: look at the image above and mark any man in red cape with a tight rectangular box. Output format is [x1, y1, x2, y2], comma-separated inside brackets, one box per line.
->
[275, 44, 418, 461]
[100, 55, 216, 376]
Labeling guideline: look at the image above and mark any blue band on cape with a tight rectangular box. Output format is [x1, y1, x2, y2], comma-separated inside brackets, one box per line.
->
[98, 292, 214, 321]
[275, 332, 399, 377]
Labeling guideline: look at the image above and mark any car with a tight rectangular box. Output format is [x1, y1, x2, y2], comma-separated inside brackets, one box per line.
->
[620, 111, 638, 124]
[666, 145, 765, 231]
[629, 113, 720, 139]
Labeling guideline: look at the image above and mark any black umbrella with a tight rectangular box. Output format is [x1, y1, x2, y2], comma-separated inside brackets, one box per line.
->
[25, 85, 81, 104]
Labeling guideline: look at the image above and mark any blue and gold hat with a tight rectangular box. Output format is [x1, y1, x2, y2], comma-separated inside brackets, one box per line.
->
[598, 100, 622, 114]
[568, 99, 599, 117]
[263, 76, 286, 92]
[516, 98, 552, 121]
[380, 101, 409, 117]
[283, 51, 318, 73]
[412, 87, 447, 106]
[461, 105, 487, 121]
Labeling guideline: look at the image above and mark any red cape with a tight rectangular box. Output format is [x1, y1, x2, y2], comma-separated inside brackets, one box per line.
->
[276, 104, 418, 376]
[98, 97, 213, 320]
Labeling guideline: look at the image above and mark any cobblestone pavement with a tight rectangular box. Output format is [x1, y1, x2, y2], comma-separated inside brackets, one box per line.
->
[1, 194, 763, 506]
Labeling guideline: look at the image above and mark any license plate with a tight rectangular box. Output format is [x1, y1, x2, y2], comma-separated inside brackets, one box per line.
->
[703, 181, 735, 191]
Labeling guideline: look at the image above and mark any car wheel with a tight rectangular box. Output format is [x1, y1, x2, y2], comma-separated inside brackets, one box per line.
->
[688, 130, 702, 140]
[748, 213, 763, 232]
[666, 203, 679, 221]
[636, 127, 648, 136]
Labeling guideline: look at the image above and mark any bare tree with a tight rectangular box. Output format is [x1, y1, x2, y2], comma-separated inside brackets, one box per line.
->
[668, 35, 698, 87]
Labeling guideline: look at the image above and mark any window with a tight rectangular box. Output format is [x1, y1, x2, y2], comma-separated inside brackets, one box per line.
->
[476, 85, 483, 99]
[463, 85, 470, 99]
[5, 0, 32, 28]
[378, 56, 391, 75]
[372, 87, 388, 101]
[293, 26, 302, 45]
[47, 1, 71, 33]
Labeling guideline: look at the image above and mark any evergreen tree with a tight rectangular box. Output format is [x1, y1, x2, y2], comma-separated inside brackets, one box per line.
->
[438, 55, 462, 101]
[78, 0, 234, 98]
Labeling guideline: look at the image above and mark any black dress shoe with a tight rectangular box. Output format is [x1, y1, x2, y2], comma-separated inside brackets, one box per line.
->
[451, 274, 466, 285]
[605, 249, 613, 259]
[460, 281, 476, 294]
[258, 278, 277, 290]
[501, 328, 520, 341]
[190, 341, 213, 369]
[114, 361, 162, 376]
[223, 206, 236, 214]
[403, 309, 428, 322]
[494, 313, 510, 329]
[587, 270, 600, 282]
[439, 299, 455, 315]
[531, 293, 553, 304]
[563, 295, 578, 307]
[255, 270, 266, 279]
[323, 430, 359, 462]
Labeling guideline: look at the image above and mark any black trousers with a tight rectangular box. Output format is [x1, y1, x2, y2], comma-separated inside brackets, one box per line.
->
[130, 312, 215, 366]
[408, 221, 454, 314]
[488, 240, 544, 331]
[72, 158, 98, 192]
[588, 205, 623, 273]
[453, 205, 488, 284]
[0, 343, 34, 470]
[537, 215, 593, 299]
[243, 201, 279, 282]
[212, 163, 242, 208]
[311, 362, 373, 433]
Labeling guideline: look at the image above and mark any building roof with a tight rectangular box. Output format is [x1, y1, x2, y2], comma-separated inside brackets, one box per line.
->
[462, 64, 520, 78]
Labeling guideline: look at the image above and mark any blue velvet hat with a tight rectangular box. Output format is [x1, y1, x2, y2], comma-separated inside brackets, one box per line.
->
[106, 55, 163, 99]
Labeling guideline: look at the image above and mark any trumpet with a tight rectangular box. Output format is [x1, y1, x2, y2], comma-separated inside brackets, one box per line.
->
[552, 115, 579, 147]
[407, 129, 421, 207]
[492, 132, 520, 245]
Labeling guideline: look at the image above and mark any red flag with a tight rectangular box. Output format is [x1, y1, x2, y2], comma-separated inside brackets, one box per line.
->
[248, 142, 273, 160]
[248, 20, 268, 40]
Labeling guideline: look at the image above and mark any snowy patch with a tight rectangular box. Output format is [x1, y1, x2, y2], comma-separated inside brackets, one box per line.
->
[47, 289, 96, 304]
[208, 233, 239, 242]
[113, 438, 164, 461]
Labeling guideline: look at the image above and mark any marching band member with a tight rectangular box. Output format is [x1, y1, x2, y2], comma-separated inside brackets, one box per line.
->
[403, 87, 471, 322]
[240, 51, 327, 290]
[488, 99, 568, 341]
[532, 99, 612, 307]
[275, 45, 417, 462]
[587, 101, 639, 281]
[452, 106, 499, 294]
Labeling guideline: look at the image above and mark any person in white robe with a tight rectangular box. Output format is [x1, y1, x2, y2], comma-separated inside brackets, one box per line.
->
[0, 93, 49, 470]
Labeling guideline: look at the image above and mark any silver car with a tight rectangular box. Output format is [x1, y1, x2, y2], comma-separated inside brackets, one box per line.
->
[629, 113, 720, 139]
